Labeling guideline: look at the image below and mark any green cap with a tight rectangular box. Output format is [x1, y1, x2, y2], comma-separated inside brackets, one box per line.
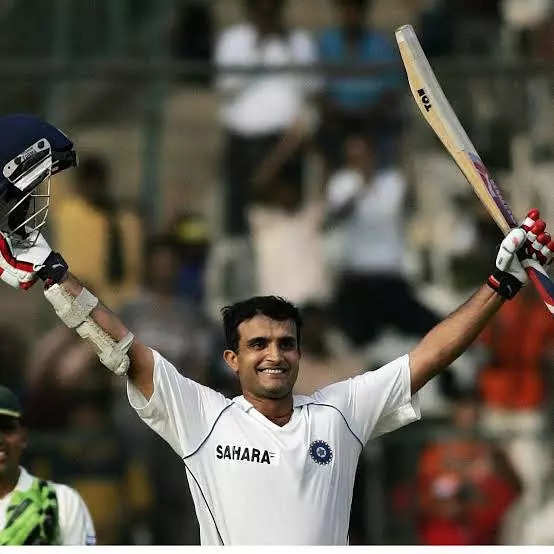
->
[0, 386, 22, 418]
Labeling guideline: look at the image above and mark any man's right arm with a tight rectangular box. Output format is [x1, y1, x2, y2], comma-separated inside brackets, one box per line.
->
[59, 272, 154, 399]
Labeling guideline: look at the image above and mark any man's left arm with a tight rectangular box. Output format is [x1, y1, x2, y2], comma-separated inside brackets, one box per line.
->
[409, 284, 501, 392]
[410, 211, 553, 393]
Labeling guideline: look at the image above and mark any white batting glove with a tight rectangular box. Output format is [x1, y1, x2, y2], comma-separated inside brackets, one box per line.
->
[487, 209, 553, 299]
[0, 231, 51, 289]
[0, 231, 68, 290]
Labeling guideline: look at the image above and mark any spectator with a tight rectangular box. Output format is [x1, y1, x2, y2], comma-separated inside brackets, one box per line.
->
[50, 156, 142, 310]
[168, 214, 239, 397]
[214, 0, 318, 237]
[417, 391, 522, 545]
[170, 212, 212, 304]
[325, 133, 438, 346]
[23, 325, 98, 432]
[248, 163, 331, 306]
[0, 386, 95, 545]
[317, 0, 403, 171]
[119, 235, 215, 381]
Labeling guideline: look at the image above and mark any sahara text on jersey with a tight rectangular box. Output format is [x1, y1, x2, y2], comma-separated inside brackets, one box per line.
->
[215, 444, 279, 465]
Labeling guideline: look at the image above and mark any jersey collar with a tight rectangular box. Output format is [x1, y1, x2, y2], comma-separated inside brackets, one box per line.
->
[232, 394, 312, 413]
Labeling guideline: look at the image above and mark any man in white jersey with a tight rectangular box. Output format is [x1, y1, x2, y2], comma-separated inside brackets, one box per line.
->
[0, 386, 96, 545]
[0, 114, 552, 544]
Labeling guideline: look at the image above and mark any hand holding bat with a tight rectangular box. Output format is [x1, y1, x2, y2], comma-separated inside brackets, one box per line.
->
[488, 210, 553, 299]
[395, 24, 554, 316]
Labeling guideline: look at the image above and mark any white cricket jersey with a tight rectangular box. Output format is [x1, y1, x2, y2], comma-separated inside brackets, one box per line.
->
[128, 350, 420, 545]
[0, 467, 96, 545]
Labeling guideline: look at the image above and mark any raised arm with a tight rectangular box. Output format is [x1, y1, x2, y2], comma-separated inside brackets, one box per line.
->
[409, 213, 553, 393]
[409, 284, 501, 392]
[0, 115, 157, 398]
[60, 272, 154, 398]
[0, 230, 154, 400]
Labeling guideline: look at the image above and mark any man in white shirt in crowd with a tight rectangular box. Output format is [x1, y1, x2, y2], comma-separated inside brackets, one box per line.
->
[0, 386, 95, 545]
[325, 133, 439, 345]
[1, 115, 552, 545]
[215, 0, 318, 237]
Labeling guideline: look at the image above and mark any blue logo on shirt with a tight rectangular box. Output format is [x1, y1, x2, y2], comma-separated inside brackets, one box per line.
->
[309, 440, 333, 465]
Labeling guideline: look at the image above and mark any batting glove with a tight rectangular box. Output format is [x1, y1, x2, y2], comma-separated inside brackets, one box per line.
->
[0, 230, 68, 290]
[487, 209, 553, 299]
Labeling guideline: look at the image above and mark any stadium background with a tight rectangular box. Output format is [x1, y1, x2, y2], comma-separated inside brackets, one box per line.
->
[0, 0, 552, 545]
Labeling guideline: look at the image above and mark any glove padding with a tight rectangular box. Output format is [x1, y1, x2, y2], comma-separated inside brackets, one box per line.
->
[488, 209, 553, 299]
[0, 479, 60, 545]
[0, 231, 68, 290]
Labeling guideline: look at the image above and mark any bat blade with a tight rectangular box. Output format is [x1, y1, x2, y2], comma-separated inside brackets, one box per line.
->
[395, 24, 554, 315]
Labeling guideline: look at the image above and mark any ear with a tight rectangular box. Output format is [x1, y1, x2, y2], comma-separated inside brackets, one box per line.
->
[223, 349, 239, 376]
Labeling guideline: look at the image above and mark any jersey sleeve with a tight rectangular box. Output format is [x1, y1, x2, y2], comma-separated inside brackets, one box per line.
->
[55, 484, 96, 545]
[312, 354, 420, 444]
[127, 349, 231, 457]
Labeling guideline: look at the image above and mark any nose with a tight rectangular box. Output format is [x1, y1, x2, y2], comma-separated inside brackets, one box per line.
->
[265, 341, 283, 363]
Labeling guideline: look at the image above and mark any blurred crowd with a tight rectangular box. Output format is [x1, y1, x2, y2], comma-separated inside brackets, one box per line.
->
[1, 0, 553, 545]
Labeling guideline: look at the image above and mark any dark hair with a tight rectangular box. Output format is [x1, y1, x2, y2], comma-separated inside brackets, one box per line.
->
[221, 296, 302, 352]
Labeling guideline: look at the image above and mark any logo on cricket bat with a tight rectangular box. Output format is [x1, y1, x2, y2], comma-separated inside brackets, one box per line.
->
[417, 88, 432, 112]
[468, 152, 516, 224]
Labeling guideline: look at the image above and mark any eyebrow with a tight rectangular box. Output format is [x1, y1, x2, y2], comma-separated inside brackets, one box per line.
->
[246, 335, 296, 345]
[246, 336, 267, 345]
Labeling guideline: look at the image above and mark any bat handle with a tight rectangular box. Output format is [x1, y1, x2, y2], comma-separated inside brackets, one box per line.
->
[522, 259, 554, 315]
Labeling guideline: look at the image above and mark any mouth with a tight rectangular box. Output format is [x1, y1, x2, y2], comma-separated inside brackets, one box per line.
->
[257, 366, 288, 375]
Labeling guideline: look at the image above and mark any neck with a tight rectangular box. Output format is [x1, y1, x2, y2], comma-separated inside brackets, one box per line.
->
[0, 466, 20, 499]
[244, 391, 294, 426]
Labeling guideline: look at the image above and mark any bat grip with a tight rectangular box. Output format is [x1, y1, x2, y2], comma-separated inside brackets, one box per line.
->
[523, 261, 554, 315]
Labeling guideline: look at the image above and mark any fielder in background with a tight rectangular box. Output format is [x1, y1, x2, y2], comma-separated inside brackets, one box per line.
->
[0, 386, 95, 545]
[0, 114, 552, 545]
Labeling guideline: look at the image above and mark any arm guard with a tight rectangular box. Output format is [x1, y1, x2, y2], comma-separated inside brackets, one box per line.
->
[44, 283, 134, 376]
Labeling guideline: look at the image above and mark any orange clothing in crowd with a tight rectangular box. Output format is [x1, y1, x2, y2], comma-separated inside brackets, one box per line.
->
[478, 294, 554, 410]
[417, 438, 519, 545]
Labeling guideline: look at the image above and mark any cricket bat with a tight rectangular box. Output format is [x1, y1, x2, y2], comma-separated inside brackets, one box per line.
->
[395, 24, 554, 315]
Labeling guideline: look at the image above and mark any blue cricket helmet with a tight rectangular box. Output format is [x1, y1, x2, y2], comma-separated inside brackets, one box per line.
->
[0, 114, 77, 245]
[0, 114, 76, 186]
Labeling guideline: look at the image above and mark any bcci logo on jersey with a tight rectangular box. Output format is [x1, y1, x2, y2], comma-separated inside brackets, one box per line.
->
[309, 440, 333, 465]
[216, 444, 279, 465]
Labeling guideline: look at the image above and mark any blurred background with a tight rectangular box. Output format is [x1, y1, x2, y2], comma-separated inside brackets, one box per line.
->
[0, 0, 553, 545]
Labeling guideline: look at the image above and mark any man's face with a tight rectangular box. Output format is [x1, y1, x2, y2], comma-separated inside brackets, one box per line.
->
[224, 315, 300, 401]
[0, 417, 26, 477]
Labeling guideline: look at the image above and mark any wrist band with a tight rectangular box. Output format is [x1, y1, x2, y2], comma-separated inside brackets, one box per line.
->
[487, 269, 522, 299]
